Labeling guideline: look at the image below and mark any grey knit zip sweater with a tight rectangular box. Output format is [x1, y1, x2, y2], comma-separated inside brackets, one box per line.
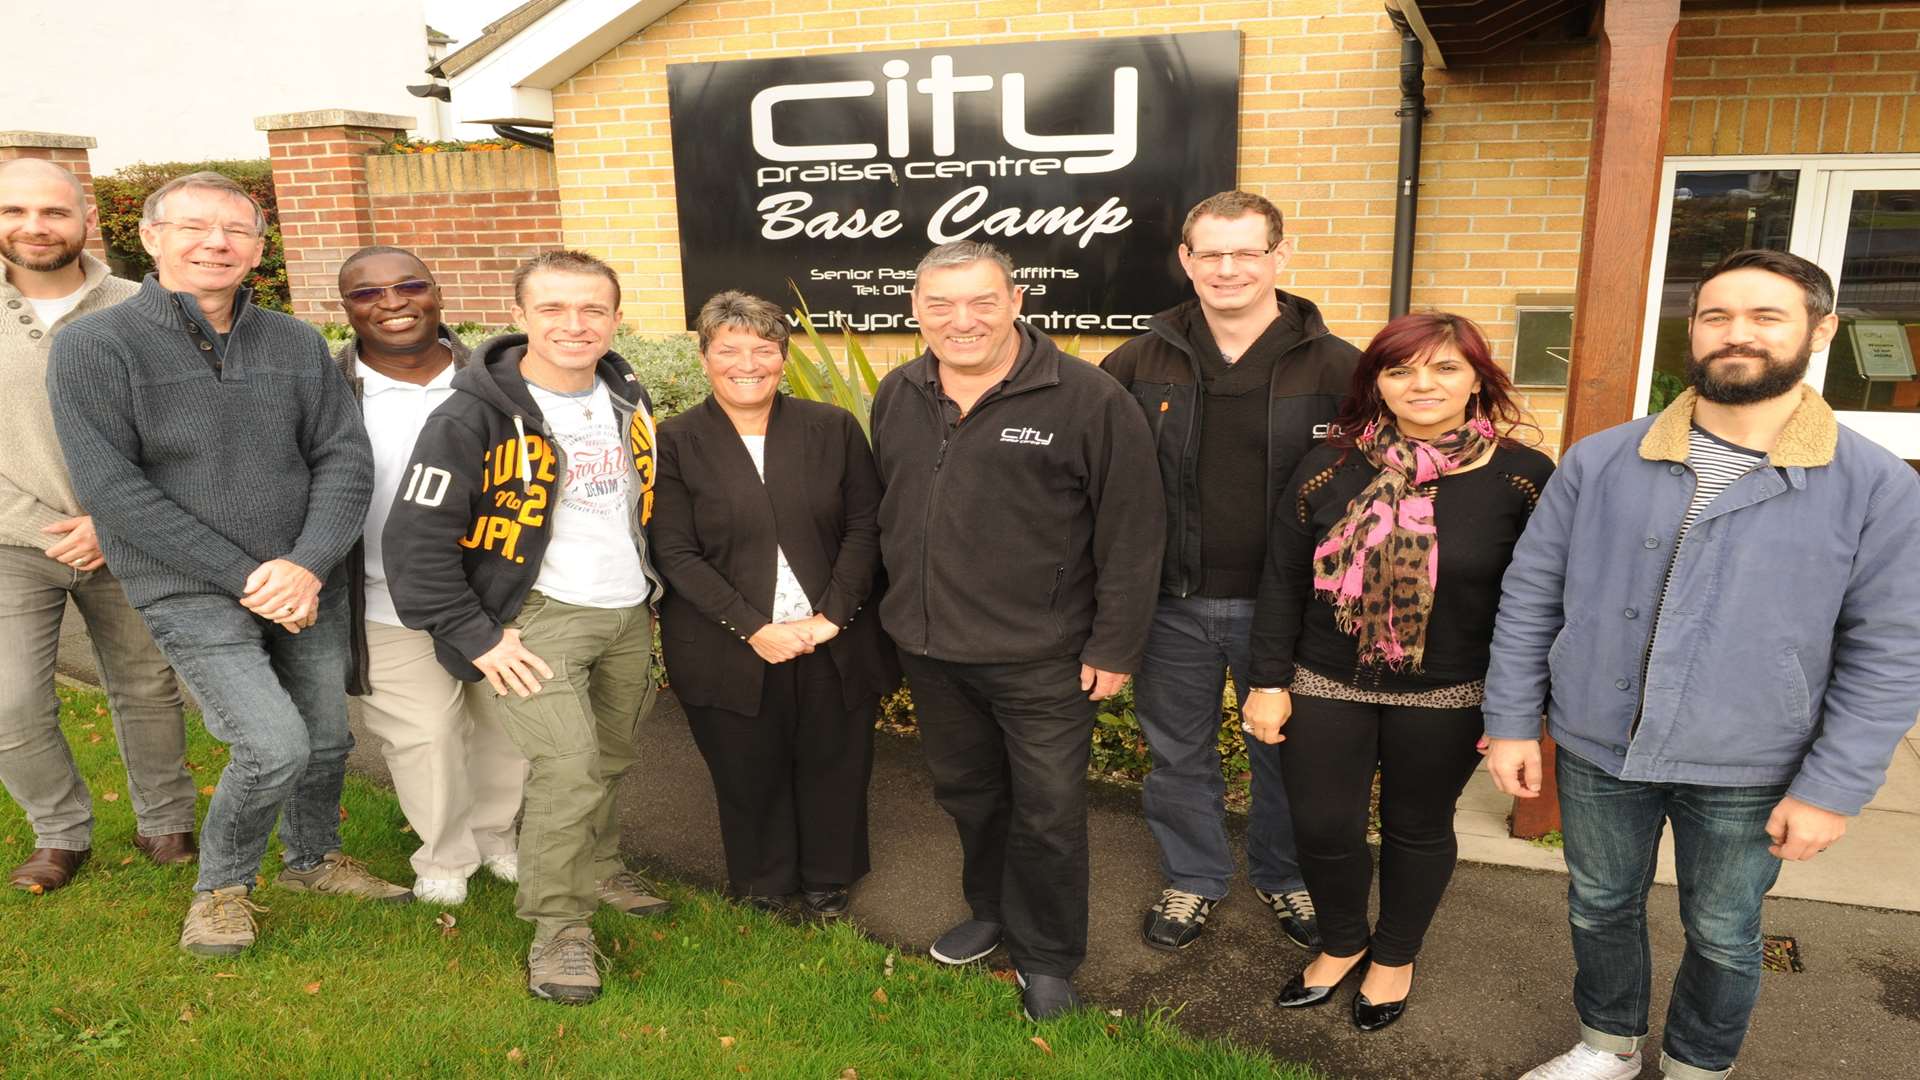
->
[47, 275, 372, 607]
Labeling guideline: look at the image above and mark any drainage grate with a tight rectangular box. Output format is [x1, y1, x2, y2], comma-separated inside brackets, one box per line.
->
[1761, 934, 1803, 973]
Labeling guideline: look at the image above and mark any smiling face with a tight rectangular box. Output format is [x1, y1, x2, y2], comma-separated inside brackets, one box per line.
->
[1687, 267, 1836, 405]
[1178, 212, 1290, 317]
[0, 161, 92, 276]
[911, 259, 1025, 379]
[511, 267, 621, 391]
[139, 185, 264, 300]
[340, 251, 442, 355]
[701, 325, 786, 414]
[1377, 343, 1482, 440]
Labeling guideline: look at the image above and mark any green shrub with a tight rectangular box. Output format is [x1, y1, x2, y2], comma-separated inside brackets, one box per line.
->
[93, 159, 289, 313]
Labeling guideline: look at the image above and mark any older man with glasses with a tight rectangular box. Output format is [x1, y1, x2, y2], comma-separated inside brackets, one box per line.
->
[49, 171, 408, 958]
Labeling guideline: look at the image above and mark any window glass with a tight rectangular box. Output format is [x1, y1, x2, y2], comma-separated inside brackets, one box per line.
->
[1818, 188, 1920, 416]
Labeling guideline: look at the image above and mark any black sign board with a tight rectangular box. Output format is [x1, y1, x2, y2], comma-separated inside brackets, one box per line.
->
[666, 32, 1241, 335]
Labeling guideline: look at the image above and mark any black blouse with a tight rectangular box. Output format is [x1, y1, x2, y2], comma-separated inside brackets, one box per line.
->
[1247, 441, 1556, 692]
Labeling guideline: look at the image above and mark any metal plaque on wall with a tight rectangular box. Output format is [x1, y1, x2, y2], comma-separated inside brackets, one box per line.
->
[666, 31, 1241, 335]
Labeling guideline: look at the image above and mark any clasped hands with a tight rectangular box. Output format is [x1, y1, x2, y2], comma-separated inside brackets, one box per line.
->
[240, 558, 322, 633]
[749, 613, 842, 664]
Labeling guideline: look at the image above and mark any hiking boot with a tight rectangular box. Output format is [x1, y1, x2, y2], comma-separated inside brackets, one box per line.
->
[1142, 888, 1217, 950]
[481, 852, 519, 883]
[1255, 886, 1322, 950]
[276, 852, 414, 903]
[527, 926, 606, 1005]
[179, 885, 267, 956]
[929, 918, 1002, 965]
[1015, 970, 1086, 1021]
[1519, 1043, 1644, 1080]
[597, 870, 672, 917]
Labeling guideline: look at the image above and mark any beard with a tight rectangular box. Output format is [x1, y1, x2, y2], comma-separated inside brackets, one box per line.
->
[0, 232, 84, 274]
[1686, 335, 1813, 405]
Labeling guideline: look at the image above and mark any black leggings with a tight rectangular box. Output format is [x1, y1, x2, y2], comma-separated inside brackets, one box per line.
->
[1277, 694, 1485, 966]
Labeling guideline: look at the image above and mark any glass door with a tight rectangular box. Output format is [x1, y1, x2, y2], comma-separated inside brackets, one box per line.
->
[1810, 170, 1920, 459]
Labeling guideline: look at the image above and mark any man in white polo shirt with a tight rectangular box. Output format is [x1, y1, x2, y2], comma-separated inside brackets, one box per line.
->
[333, 246, 526, 906]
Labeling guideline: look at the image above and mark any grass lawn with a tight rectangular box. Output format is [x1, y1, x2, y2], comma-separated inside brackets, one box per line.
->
[0, 687, 1312, 1080]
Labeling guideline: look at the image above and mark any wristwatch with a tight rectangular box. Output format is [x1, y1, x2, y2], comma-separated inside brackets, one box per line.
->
[1248, 686, 1288, 695]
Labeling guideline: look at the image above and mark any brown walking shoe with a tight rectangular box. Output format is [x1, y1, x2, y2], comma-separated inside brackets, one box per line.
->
[528, 926, 606, 1005]
[133, 832, 199, 866]
[596, 869, 672, 917]
[179, 886, 268, 956]
[8, 847, 89, 893]
[276, 852, 414, 903]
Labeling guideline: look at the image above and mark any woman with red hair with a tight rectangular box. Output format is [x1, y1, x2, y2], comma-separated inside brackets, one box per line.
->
[1244, 312, 1554, 1031]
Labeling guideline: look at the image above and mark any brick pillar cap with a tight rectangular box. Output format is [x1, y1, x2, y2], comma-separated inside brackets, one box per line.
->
[0, 131, 97, 149]
[254, 110, 415, 132]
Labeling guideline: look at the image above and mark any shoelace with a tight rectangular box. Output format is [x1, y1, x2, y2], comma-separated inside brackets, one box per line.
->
[203, 892, 268, 934]
[1157, 889, 1207, 922]
[538, 934, 609, 978]
[1530, 1044, 1637, 1080]
[317, 853, 375, 883]
[604, 870, 657, 895]
[1281, 888, 1317, 920]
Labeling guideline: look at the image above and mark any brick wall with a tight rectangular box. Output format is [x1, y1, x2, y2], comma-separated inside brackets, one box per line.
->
[0, 133, 109, 261]
[265, 118, 401, 322]
[367, 151, 563, 325]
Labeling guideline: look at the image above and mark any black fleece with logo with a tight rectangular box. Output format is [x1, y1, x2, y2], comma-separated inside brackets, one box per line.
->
[870, 323, 1164, 671]
[1099, 291, 1360, 599]
[381, 333, 661, 682]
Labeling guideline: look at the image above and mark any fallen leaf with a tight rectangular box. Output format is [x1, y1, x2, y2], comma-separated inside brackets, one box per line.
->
[506, 1047, 525, 1064]
[212, 972, 238, 979]
[399, 823, 414, 834]
[88, 733, 103, 743]
[177, 1006, 195, 1023]
[870, 987, 888, 1004]
[719, 1035, 736, 1049]
[1107, 1008, 1123, 1017]
[337, 806, 348, 822]
[436, 912, 457, 929]
[555, 1024, 566, 1038]
[639, 1025, 656, 1036]
[199, 785, 216, 796]
[1030, 1036, 1053, 1055]
[989, 969, 1019, 985]
[303, 982, 321, 995]
[841, 1071, 860, 1079]
[883, 953, 895, 977]
[101, 791, 119, 802]
[93, 706, 106, 715]
[81, 722, 96, 729]
[1105, 1023, 1120, 1037]
[651, 930, 667, 942]
[119, 856, 134, 866]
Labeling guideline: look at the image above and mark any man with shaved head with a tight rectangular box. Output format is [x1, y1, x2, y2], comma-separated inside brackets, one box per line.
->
[0, 158, 198, 894]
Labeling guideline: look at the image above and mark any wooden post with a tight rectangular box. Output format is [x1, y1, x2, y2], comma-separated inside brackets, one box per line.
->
[1510, 0, 1680, 841]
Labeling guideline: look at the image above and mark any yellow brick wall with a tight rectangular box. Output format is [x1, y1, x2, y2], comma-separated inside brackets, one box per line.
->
[551, 0, 1920, 450]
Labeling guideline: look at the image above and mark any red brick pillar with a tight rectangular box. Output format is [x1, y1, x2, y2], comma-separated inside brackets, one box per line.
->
[254, 110, 413, 321]
[0, 131, 109, 261]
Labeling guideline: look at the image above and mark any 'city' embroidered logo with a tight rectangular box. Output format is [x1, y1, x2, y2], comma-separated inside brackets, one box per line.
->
[1000, 426, 1054, 446]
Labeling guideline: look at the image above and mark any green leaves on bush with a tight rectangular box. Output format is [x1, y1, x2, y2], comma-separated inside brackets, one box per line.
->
[92, 159, 289, 313]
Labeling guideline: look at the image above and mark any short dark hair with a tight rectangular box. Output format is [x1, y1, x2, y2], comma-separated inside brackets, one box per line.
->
[695, 290, 790, 353]
[1181, 191, 1284, 249]
[1688, 249, 1835, 321]
[338, 245, 431, 288]
[512, 249, 621, 309]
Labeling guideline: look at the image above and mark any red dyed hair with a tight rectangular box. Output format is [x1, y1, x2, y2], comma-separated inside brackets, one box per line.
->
[1327, 312, 1538, 448]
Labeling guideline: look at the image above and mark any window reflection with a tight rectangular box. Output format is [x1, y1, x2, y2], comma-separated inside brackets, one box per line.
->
[1819, 189, 1920, 414]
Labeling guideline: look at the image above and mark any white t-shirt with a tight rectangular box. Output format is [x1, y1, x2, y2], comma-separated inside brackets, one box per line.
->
[358, 358, 458, 626]
[526, 380, 651, 608]
[739, 435, 815, 623]
[26, 287, 85, 329]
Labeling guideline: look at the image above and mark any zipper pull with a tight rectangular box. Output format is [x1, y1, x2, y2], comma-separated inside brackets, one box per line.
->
[933, 436, 950, 471]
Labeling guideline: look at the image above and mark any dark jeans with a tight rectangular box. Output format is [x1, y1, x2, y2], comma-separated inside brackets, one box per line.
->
[901, 652, 1094, 978]
[139, 588, 353, 893]
[1134, 595, 1303, 898]
[1278, 693, 1484, 966]
[684, 650, 876, 898]
[1557, 749, 1789, 1080]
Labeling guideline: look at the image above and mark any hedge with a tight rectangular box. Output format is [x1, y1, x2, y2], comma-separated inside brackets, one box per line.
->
[93, 159, 290, 312]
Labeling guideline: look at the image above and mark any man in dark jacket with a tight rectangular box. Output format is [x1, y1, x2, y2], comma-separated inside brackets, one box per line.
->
[871, 240, 1163, 1021]
[1101, 191, 1360, 952]
[333, 246, 525, 909]
[382, 250, 667, 1007]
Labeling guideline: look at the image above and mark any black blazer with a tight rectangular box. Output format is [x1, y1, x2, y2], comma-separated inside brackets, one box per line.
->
[653, 394, 900, 714]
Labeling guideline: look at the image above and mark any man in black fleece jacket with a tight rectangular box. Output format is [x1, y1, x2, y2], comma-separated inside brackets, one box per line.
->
[49, 172, 402, 959]
[871, 241, 1162, 1021]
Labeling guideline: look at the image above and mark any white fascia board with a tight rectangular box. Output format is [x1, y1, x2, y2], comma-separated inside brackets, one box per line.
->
[449, 0, 685, 127]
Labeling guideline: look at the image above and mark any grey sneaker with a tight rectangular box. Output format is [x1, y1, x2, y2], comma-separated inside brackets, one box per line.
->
[597, 870, 672, 917]
[1255, 886, 1322, 950]
[528, 926, 606, 1005]
[1015, 970, 1086, 1021]
[1518, 1043, 1644, 1079]
[179, 885, 267, 956]
[929, 918, 1003, 965]
[1142, 888, 1217, 950]
[277, 852, 414, 903]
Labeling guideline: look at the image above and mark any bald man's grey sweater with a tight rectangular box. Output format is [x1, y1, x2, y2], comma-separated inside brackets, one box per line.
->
[47, 276, 371, 607]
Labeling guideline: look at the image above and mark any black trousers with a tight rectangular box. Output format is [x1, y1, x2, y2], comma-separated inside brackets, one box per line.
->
[1277, 694, 1485, 967]
[900, 652, 1095, 978]
[682, 651, 876, 898]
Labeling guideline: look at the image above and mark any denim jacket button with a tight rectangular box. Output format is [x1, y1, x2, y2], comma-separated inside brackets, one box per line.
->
[1623, 608, 1637, 619]
[1644, 537, 1659, 549]
[1669, 464, 1684, 476]
[1612, 745, 1628, 756]
[1614, 678, 1631, 690]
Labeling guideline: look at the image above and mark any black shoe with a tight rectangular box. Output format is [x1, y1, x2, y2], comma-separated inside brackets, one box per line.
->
[1142, 888, 1217, 950]
[1015, 970, 1085, 1021]
[1255, 886, 1322, 950]
[929, 918, 1002, 965]
[743, 894, 792, 918]
[801, 886, 850, 920]
[1351, 963, 1413, 1032]
[1274, 952, 1367, 1009]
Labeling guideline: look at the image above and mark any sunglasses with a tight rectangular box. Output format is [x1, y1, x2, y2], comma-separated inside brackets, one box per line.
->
[343, 279, 434, 305]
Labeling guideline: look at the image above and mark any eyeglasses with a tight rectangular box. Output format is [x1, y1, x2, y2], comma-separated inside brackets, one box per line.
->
[152, 220, 262, 242]
[343, 279, 435, 305]
[1187, 245, 1276, 267]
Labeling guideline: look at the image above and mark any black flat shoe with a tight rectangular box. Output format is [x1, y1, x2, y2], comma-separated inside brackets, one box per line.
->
[801, 886, 850, 919]
[1274, 953, 1367, 1009]
[1351, 964, 1414, 1031]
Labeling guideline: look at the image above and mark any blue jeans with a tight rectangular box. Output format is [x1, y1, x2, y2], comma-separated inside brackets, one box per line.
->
[1557, 749, 1789, 1080]
[1134, 595, 1302, 899]
[140, 588, 353, 893]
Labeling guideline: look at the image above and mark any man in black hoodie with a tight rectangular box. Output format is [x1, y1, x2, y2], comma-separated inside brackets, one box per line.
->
[1101, 191, 1360, 953]
[871, 241, 1163, 1021]
[382, 251, 667, 1006]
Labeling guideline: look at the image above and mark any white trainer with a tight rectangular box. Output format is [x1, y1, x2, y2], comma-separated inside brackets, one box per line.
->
[481, 853, 519, 883]
[1519, 1042, 1644, 1080]
[413, 877, 469, 906]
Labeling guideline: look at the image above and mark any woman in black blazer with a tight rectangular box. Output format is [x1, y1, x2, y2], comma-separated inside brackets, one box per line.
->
[652, 291, 899, 920]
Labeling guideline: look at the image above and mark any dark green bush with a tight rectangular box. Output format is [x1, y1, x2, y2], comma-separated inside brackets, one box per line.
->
[93, 159, 289, 312]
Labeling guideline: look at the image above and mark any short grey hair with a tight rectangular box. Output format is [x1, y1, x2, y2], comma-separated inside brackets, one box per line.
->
[142, 171, 266, 234]
[913, 241, 1017, 295]
[695, 290, 790, 354]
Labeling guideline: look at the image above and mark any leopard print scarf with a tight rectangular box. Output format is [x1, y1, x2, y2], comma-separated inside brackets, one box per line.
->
[1311, 417, 1497, 671]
